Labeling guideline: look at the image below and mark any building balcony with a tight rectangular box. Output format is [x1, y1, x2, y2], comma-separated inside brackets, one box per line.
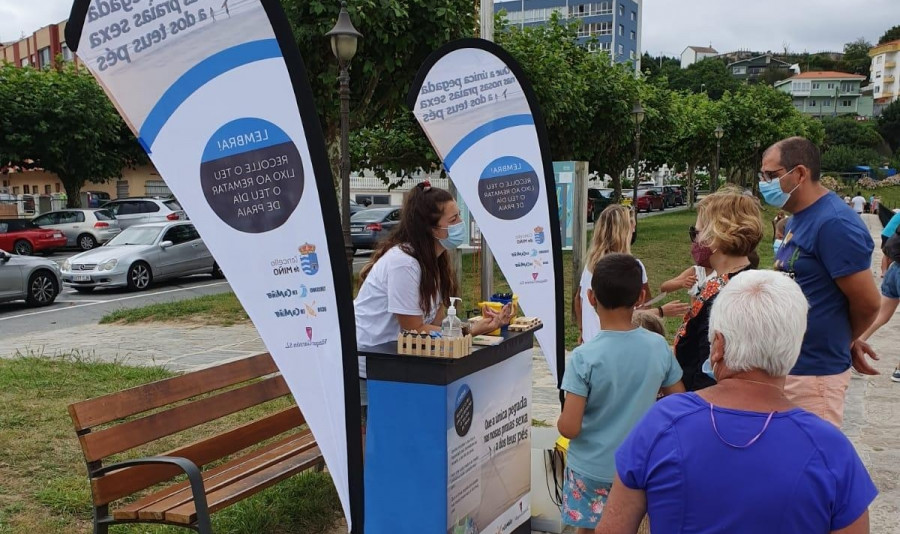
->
[885, 75, 895, 84]
[886, 61, 897, 68]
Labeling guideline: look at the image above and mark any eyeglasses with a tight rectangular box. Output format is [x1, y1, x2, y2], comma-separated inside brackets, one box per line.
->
[689, 226, 698, 242]
[758, 166, 797, 183]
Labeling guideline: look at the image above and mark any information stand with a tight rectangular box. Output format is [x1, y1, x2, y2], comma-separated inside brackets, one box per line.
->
[361, 329, 537, 534]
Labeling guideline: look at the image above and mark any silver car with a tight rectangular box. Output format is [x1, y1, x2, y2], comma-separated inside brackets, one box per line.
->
[32, 209, 121, 250]
[60, 221, 222, 292]
[0, 250, 62, 306]
[100, 198, 187, 229]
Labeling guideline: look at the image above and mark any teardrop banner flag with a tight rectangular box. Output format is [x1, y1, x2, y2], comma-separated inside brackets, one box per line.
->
[66, 0, 363, 529]
[408, 39, 565, 386]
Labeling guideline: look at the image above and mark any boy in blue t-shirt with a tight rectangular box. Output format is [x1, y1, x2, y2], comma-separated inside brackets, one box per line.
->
[557, 253, 684, 533]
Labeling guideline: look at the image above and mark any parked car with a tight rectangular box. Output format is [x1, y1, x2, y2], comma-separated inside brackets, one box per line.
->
[588, 188, 618, 222]
[652, 186, 678, 208]
[0, 249, 61, 306]
[635, 189, 665, 212]
[60, 221, 221, 292]
[32, 209, 121, 250]
[669, 185, 686, 206]
[100, 197, 187, 229]
[81, 191, 112, 209]
[350, 207, 401, 252]
[0, 218, 68, 255]
[350, 199, 368, 216]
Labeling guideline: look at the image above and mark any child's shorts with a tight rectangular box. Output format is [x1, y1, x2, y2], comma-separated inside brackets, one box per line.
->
[562, 467, 612, 528]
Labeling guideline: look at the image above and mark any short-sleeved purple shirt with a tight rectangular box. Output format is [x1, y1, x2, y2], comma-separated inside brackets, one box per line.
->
[616, 393, 877, 533]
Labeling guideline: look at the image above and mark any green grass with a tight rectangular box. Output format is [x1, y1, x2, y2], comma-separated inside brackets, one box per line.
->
[0, 355, 341, 534]
[100, 292, 249, 326]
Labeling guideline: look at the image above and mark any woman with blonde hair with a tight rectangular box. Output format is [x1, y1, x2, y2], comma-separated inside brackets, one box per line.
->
[673, 186, 763, 391]
[574, 205, 686, 344]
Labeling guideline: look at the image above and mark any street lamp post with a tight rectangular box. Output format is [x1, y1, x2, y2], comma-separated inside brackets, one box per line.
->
[631, 102, 645, 209]
[327, 2, 362, 273]
[752, 139, 761, 192]
[713, 125, 724, 193]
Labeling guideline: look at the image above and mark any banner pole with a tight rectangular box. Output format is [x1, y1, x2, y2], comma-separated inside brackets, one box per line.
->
[479, 0, 495, 302]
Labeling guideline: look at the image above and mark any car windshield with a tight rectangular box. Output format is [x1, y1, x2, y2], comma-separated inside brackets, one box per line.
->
[351, 208, 394, 222]
[94, 209, 115, 221]
[106, 226, 162, 246]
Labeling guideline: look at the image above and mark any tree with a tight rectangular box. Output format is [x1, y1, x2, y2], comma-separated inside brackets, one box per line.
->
[822, 116, 890, 155]
[877, 99, 900, 152]
[665, 58, 741, 100]
[0, 64, 144, 207]
[821, 145, 882, 172]
[879, 25, 900, 45]
[279, 0, 475, 183]
[842, 38, 873, 77]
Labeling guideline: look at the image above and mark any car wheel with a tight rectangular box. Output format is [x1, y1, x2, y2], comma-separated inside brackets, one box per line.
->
[74, 287, 95, 294]
[25, 270, 58, 306]
[211, 262, 225, 279]
[77, 233, 97, 251]
[127, 261, 152, 291]
[13, 240, 33, 255]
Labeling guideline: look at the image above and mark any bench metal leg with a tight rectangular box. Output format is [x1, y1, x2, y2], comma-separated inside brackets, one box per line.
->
[93, 505, 109, 534]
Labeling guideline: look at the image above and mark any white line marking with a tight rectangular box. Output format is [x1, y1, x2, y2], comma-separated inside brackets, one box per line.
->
[0, 281, 229, 322]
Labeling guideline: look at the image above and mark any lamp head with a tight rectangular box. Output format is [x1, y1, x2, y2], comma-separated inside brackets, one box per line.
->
[632, 102, 645, 126]
[326, 2, 362, 63]
[714, 125, 724, 139]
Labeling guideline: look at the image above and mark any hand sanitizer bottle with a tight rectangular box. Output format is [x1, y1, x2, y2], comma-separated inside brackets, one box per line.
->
[441, 297, 463, 339]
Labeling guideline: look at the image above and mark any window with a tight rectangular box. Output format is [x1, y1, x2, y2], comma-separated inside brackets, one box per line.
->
[570, 3, 613, 17]
[44, 185, 50, 194]
[577, 21, 612, 37]
[826, 83, 835, 89]
[875, 85, 881, 93]
[809, 100, 816, 107]
[631, 11, 636, 20]
[811, 82, 820, 89]
[12, 187, 19, 194]
[842, 99, 853, 107]
[32, 185, 38, 194]
[841, 82, 853, 92]
[61, 44, 73, 61]
[23, 185, 29, 194]
[20, 58, 29, 67]
[55, 183, 60, 193]
[139, 201, 161, 213]
[630, 30, 635, 40]
[144, 180, 172, 197]
[618, 44, 624, 55]
[618, 24, 624, 36]
[822, 98, 832, 107]
[32, 213, 58, 226]
[163, 199, 183, 211]
[38, 47, 51, 68]
[619, 4, 624, 15]
[163, 225, 194, 245]
[630, 50, 635, 59]
[876, 71, 882, 79]
[58, 211, 84, 224]
[733, 66, 746, 74]
[877, 55, 884, 64]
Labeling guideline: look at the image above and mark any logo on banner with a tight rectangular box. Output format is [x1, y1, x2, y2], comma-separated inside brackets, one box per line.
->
[478, 156, 540, 220]
[454, 384, 474, 437]
[306, 327, 313, 341]
[298, 284, 308, 297]
[299, 243, 319, 275]
[533, 226, 545, 244]
[200, 118, 305, 234]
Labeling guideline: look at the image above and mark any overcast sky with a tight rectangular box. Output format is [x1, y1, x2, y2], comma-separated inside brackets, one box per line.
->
[1, 0, 897, 57]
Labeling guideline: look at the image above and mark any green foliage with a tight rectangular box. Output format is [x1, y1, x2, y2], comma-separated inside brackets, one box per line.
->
[661, 58, 741, 100]
[878, 25, 900, 45]
[842, 38, 873, 77]
[279, 0, 475, 180]
[822, 116, 890, 153]
[878, 99, 900, 152]
[821, 145, 883, 172]
[0, 63, 145, 207]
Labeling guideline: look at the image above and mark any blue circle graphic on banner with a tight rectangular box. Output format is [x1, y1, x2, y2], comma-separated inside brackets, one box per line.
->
[478, 156, 539, 220]
[200, 118, 304, 233]
[454, 384, 474, 437]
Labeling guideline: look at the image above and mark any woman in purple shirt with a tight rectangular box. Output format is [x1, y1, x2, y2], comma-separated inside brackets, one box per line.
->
[596, 270, 877, 534]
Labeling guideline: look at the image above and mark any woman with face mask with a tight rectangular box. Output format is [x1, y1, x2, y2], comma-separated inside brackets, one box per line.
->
[660, 232, 717, 299]
[672, 186, 763, 391]
[354, 182, 511, 394]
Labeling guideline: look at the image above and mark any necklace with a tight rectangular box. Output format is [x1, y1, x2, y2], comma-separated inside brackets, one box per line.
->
[725, 377, 785, 393]
[709, 403, 774, 449]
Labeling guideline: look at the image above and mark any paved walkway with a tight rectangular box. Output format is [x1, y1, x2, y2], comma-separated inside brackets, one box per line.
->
[1, 214, 897, 532]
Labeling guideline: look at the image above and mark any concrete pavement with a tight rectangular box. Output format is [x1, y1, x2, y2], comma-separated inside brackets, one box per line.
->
[0, 212, 897, 532]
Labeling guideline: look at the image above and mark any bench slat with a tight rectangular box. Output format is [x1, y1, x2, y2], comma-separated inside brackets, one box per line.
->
[68, 353, 278, 430]
[110, 432, 317, 521]
[80, 375, 290, 462]
[167, 445, 324, 524]
[92, 406, 305, 506]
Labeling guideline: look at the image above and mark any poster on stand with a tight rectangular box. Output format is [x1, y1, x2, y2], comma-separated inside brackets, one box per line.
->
[65, 0, 362, 528]
[407, 39, 565, 384]
[447, 351, 532, 534]
[554, 161, 575, 251]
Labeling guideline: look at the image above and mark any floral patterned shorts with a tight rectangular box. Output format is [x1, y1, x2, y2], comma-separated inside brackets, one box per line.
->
[562, 467, 612, 528]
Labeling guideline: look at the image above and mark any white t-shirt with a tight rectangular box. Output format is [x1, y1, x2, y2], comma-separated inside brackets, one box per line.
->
[579, 259, 648, 343]
[689, 265, 716, 297]
[355, 245, 439, 377]
[851, 196, 866, 213]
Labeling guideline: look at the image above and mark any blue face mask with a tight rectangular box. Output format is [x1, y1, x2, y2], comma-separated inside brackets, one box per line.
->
[758, 168, 800, 208]
[437, 221, 466, 250]
[701, 358, 717, 381]
[773, 238, 784, 254]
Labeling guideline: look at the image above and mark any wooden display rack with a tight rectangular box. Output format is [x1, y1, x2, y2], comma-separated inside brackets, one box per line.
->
[396, 331, 473, 359]
[508, 317, 542, 332]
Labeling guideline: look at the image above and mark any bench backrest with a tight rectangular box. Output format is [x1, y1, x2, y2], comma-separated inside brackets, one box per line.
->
[68, 353, 306, 506]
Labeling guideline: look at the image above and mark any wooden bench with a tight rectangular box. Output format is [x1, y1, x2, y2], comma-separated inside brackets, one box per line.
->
[68, 353, 325, 534]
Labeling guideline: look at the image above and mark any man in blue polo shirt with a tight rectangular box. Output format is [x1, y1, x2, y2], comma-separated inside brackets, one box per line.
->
[760, 137, 881, 426]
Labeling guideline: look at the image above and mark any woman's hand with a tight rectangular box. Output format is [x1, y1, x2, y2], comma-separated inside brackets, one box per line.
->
[680, 272, 698, 289]
[471, 304, 512, 336]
